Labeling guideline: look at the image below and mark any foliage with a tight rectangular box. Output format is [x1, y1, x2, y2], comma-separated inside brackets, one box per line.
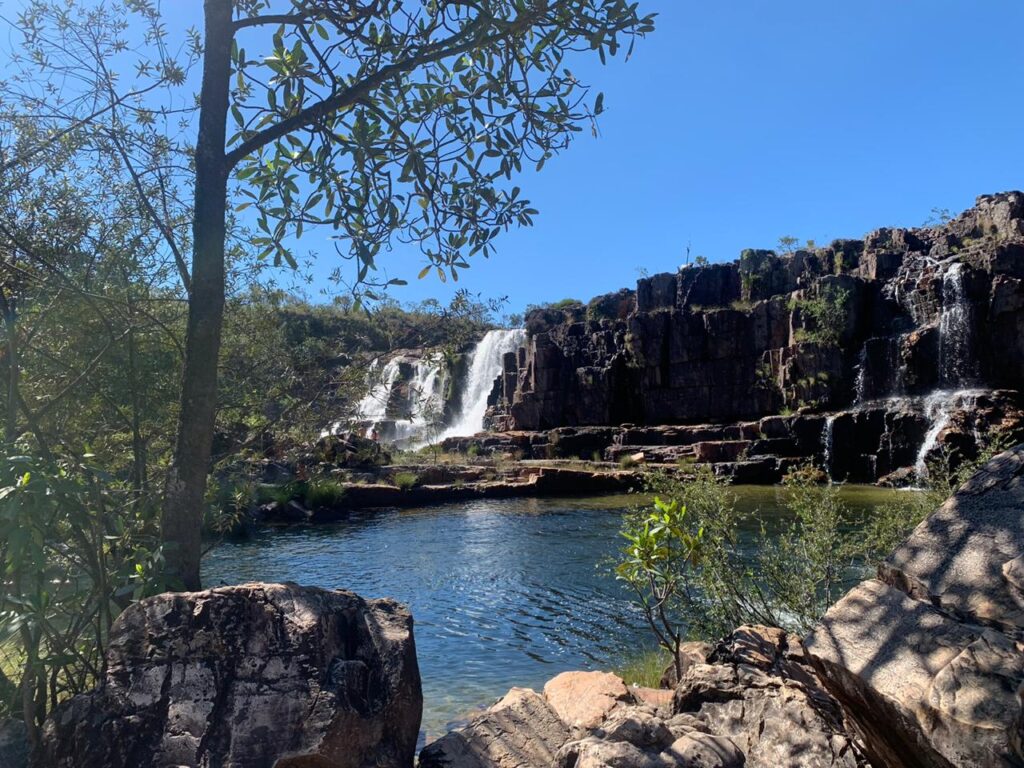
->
[790, 286, 849, 348]
[529, 298, 583, 313]
[304, 480, 347, 510]
[393, 472, 419, 491]
[777, 235, 800, 255]
[615, 465, 926, 647]
[0, 452, 170, 740]
[615, 495, 705, 679]
[614, 648, 669, 689]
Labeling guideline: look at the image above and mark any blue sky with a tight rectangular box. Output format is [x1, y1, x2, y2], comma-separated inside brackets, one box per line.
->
[328, 0, 1024, 315]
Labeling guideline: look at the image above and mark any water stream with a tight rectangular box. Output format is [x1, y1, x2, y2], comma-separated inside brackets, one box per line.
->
[442, 329, 526, 439]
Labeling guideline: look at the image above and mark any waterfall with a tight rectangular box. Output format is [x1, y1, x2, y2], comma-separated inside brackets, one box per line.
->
[854, 346, 868, 405]
[821, 415, 837, 480]
[938, 262, 975, 387]
[339, 354, 447, 447]
[386, 358, 447, 447]
[443, 328, 526, 438]
[915, 389, 983, 479]
[355, 358, 403, 425]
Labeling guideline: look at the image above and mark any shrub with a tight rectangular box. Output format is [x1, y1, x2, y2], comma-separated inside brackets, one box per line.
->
[304, 479, 347, 509]
[789, 286, 849, 348]
[393, 472, 418, 491]
[615, 465, 926, 647]
[0, 453, 171, 736]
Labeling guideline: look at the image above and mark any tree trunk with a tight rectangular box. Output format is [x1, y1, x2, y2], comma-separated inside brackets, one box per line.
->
[160, 0, 233, 590]
[0, 289, 18, 446]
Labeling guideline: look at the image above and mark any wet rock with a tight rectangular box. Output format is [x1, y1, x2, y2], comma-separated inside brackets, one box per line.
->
[420, 687, 570, 768]
[37, 583, 422, 768]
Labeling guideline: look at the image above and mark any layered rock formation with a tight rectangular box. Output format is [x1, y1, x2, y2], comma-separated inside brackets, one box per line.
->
[36, 583, 422, 768]
[805, 444, 1024, 767]
[478, 192, 1024, 482]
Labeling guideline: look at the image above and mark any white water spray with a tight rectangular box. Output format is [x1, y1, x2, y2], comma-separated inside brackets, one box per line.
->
[914, 389, 983, 479]
[443, 329, 526, 438]
[938, 262, 975, 387]
[821, 414, 837, 479]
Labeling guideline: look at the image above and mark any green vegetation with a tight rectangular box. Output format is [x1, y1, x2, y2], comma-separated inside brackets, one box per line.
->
[614, 648, 670, 688]
[615, 466, 920, 654]
[304, 480, 347, 510]
[790, 286, 850, 348]
[393, 472, 419, 491]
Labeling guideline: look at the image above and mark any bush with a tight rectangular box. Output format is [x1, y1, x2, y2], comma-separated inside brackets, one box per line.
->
[615, 464, 925, 649]
[789, 286, 849, 348]
[393, 472, 418, 491]
[0, 452, 171, 738]
[304, 479, 347, 509]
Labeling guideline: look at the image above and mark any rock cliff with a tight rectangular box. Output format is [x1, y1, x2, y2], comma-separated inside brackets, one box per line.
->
[479, 192, 1024, 482]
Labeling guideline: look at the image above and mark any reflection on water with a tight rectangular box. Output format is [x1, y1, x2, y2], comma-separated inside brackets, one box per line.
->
[202, 486, 907, 738]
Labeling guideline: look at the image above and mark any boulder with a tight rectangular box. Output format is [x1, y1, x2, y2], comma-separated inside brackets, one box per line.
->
[660, 642, 713, 689]
[805, 580, 1024, 768]
[544, 671, 631, 731]
[805, 445, 1024, 768]
[37, 583, 422, 768]
[419, 687, 570, 768]
[672, 626, 863, 768]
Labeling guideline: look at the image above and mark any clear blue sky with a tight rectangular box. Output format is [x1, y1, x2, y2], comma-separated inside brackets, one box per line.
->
[333, 0, 1024, 316]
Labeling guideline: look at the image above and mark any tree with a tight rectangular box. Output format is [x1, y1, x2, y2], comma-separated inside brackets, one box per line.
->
[163, 0, 655, 588]
[4, 0, 654, 588]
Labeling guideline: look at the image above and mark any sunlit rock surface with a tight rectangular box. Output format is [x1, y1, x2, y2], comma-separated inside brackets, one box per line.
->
[37, 583, 421, 768]
[806, 445, 1024, 767]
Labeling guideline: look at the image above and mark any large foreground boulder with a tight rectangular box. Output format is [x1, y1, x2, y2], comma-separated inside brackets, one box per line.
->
[36, 582, 422, 768]
[806, 445, 1024, 767]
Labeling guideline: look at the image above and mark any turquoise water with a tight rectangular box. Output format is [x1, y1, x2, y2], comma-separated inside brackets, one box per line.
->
[202, 487, 907, 739]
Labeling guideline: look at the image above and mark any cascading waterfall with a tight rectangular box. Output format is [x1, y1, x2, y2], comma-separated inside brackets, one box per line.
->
[915, 389, 983, 479]
[354, 358, 403, 425]
[938, 261, 975, 387]
[853, 347, 868, 404]
[821, 415, 837, 479]
[386, 359, 447, 446]
[443, 328, 526, 438]
[342, 354, 447, 446]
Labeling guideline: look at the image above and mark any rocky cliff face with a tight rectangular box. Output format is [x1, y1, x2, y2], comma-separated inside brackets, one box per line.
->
[483, 192, 1024, 481]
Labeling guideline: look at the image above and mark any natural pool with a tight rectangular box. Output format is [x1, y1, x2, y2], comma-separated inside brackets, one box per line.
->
[202, 485, 912, 740]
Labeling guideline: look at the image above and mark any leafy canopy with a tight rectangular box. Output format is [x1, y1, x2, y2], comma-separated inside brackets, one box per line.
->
[227, 0, 655, 291]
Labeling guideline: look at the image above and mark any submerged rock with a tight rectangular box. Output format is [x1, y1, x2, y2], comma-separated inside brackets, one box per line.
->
[37, 582, 421, 768]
